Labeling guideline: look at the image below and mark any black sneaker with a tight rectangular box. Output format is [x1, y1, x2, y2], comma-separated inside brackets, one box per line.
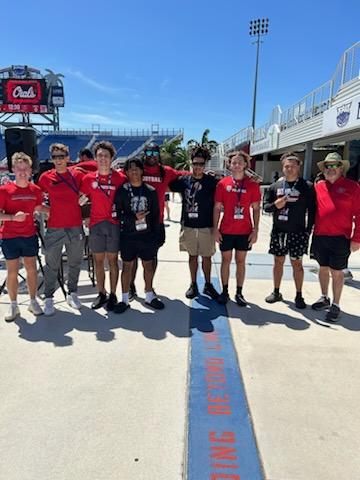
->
[91, 292, 108, 310]
[235, 293, 247, 307]
[114, 302, 130, 314]
[129, 284, 137, 302]
[311, 296, 330, 310]
[325, 304, 341, 322]
[145, 297, 165, 310]
[265, 291, 283, 303]
[217, 292, 229, 305]
[295, 295, 306, 309]
[203, 283, 219, 300]
[107, 293, 118, 311]
[185, 283, 199, 299]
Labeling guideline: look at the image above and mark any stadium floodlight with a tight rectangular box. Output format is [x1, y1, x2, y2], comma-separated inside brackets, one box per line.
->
[249, 18, 269, 133]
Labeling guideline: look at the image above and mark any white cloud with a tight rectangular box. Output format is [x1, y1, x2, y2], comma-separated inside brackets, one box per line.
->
[66, 68, 137, 95]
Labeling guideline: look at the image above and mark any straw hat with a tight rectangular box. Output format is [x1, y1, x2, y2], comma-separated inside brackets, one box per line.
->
[317, 152, 350, 173]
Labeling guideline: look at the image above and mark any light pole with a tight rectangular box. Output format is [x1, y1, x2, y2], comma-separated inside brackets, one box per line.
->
[249, 18, 269, 134]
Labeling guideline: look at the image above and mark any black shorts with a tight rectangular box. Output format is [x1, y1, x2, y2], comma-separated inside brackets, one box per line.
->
[310, 235, 350, 270]
[269, 231, 309, 259]
[120, 238, 157, 262]
[220, 234, 252, 252]
[1, 235, 39, 260]
[157, 223, 166, 248]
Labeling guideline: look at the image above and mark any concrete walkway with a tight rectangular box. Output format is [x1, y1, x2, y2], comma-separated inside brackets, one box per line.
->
[0, 198, 359, 480]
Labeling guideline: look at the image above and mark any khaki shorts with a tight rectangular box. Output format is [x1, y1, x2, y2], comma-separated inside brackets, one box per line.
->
[179, 226, 215, 257]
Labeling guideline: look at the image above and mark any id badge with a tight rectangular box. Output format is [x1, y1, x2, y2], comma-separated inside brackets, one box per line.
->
[234, 206, 244, 220]
[111, 204, 117, 218]
[135, 218, 147, 231]
[188, 212, 198, 219]
[278, 208, 289, 222]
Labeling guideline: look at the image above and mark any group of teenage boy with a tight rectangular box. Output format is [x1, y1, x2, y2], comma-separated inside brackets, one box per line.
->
[0, 141, 359, 324]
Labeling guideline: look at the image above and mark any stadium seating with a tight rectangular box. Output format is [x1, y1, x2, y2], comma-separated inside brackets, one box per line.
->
[0, 134, 5, 161]
[37, 135, 92, 161]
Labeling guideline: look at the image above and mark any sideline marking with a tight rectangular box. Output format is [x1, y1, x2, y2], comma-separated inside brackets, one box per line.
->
[187, 278, 264, 480]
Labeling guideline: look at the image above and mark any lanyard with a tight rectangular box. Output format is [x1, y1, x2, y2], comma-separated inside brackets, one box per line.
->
[232, 177, 245, 206]
[96, 170, 113, 198]
[128, 184, 144, 212]
[282, 177, 299, 196]
[55, 170, 79, 195]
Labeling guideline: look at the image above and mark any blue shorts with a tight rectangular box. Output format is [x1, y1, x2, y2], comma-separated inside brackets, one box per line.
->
[1, 235, 39, 260]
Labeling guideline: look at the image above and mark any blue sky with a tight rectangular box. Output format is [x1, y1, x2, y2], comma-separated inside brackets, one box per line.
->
[1, 0, 359, 143]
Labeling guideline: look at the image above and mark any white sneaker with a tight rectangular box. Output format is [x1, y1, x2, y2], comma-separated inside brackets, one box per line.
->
[66, 292, 82, 310]
[5, 304, 20, 322]
[44, 298, 55, 316]
[28, 298, 44, 316]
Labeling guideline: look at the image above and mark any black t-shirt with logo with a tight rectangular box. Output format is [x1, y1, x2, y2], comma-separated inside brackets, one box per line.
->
[170, 173, 218, 228]
[263, 177, 316, 233]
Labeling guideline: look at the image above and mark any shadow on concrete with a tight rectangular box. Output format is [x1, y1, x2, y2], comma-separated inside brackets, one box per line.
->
[344, 279, 360, 291]
[284, 300, 360, 331]
[227, 301, 311, 331]
[189, 294, 224, 333]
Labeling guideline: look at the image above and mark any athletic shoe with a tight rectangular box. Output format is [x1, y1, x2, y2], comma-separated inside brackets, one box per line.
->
[311, 296, 330, 311]
[185, 283, 199, 299]
[203, 283, 219, 300]
[44, 298, 55, 316]
[28, 299, 44, 316]
[91, 292, 107, 310]
[265, 291, 283, 303]
[343, 269, 353, 280]
[145, 297, 165, 310]
[5, 304, 20, 322]
[107, 293, 118, 311]
[66, 293, 82, 310]
[217, 292, 230, 305]
[129, 284, 137, 302]
[235, 293, 247, 307]
[295, 295, 306, 309]
[325, 304, 341, 322]
[114, 302, 130, 314]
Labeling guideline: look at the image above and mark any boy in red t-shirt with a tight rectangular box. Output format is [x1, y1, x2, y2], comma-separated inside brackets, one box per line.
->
[0, 152, 49, 321]
[213, 150, 261, 306]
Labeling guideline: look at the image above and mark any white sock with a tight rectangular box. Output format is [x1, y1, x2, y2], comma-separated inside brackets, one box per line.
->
[321, 294, 329, 299]
[11, 300, 17, 306]
[122, 293, 129, 305]
[145, 291, 155, 303]
[333, 302, 340, 308]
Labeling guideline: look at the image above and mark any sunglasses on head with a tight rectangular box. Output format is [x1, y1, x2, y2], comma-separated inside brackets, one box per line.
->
[192, 161, 205, 167]
[144, 150, 159, 157]
[51, 154, 67, 160]
[324, 163, 342, 169]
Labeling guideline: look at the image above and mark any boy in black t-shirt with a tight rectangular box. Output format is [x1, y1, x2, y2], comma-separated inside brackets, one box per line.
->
[263, 152, 315, 308]
[114, 158, 164, 313]
[170, 147, 219, 300]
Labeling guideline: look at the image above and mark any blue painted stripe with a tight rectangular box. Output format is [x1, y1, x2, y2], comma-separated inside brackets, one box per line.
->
[187, 277, 264, 480]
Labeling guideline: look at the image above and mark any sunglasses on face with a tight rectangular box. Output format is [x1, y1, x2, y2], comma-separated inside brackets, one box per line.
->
[144, 150, 159, 157]
[51, 154, 67, 160]
[324, 163, 342, 170]
[192, 162, 205, 167]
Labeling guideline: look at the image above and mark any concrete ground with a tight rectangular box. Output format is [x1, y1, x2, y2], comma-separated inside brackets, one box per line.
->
[0, 197, 359, 480]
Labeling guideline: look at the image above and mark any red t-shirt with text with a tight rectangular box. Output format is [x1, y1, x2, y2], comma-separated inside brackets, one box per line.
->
[38, 168, 84, 228]
[143, 164, 182, 223]
[215, 176, 261, 235]
[0, 182, 43, 239]
[81, 170, 126, 227]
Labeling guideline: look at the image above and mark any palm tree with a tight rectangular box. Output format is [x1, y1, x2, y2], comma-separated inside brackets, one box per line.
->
[175, 148, 192, 171]
[160, 137, 184, 168]
[187, 128, 218, 154]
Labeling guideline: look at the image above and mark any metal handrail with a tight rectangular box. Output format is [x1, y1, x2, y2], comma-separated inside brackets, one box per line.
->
[37, 127, 184, 137]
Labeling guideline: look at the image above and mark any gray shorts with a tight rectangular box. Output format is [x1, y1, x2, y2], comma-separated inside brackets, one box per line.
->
[89, 221, 120, 254]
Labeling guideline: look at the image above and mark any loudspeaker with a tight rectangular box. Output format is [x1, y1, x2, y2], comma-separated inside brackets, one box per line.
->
[5, 127, 38, 173]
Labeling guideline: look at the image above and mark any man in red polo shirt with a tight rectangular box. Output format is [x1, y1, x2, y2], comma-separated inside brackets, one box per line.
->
[213, 150, 261, 306]
[80, 141, 126, 310]
[311, 152, 360, 321]
[38, 143, 85, 315]
[0, 152, 48, 321]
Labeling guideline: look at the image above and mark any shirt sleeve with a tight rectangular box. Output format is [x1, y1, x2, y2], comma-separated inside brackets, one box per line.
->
[80, 175, 91, 196]
[214, 181, 224, 204]
[169, 177, 184, 193]
[35, 186, 43, 206]
[0, 186, 6, 210]
[166, 166, 183, 184]
[351, 184, 360, 243]
[37, 173, 48, 193]
[251, 183, 261, 203]
[263, 183, 276, 213]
